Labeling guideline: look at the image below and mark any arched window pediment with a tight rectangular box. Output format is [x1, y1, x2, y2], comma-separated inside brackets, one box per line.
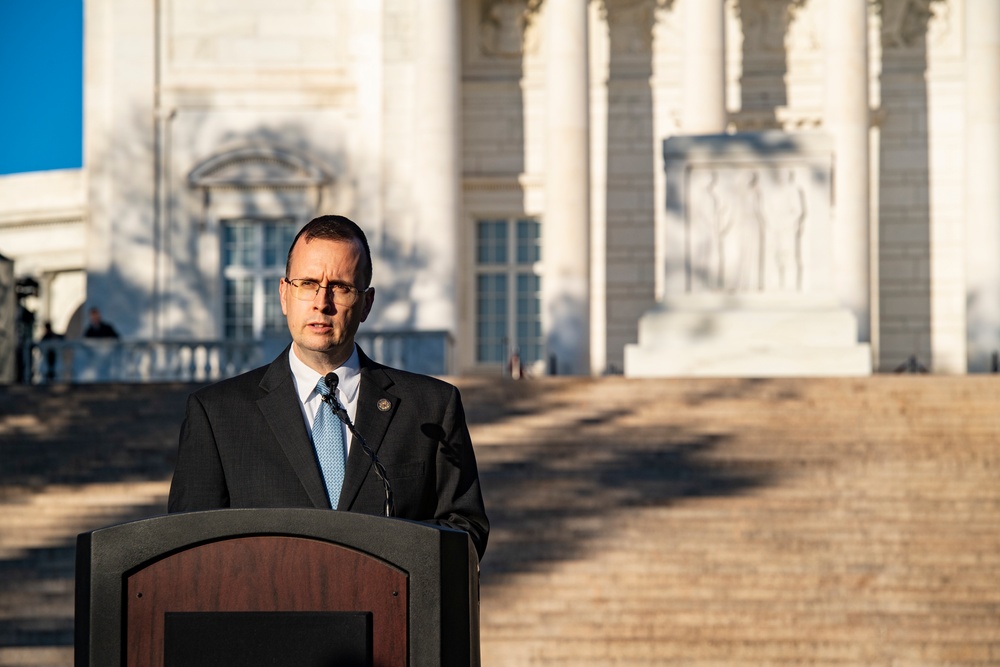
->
[188, 145, 332, 189]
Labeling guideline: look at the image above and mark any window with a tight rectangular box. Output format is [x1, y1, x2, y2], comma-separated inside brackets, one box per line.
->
[474, 218, 542, 365]
[221, 219, 298, 340]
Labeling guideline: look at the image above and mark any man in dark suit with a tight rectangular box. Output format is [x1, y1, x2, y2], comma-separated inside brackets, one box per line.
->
[168, 215, 489, 560]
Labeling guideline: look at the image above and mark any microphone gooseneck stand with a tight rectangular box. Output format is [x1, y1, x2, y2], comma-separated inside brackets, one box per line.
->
[323, 372, 395, 518]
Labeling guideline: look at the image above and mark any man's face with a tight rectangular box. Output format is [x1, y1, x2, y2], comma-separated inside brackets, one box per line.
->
[279, 236, 374, 373]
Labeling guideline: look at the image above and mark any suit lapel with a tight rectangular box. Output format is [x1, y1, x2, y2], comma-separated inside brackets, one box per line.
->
[257, 351, 330, 509]
[337, 351, 399, 511]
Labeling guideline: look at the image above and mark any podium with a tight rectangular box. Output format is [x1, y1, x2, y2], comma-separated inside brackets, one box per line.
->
[75, 509, 480, 666]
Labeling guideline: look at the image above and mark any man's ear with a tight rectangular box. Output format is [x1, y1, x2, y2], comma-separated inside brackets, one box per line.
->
[360, 287, 375, 322]
[279, 278, 289, 316]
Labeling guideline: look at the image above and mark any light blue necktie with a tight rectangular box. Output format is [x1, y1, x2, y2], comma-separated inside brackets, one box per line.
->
[313, 377, 346, 509]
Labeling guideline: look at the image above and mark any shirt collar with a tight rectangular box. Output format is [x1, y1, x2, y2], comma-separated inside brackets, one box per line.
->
[288, 345, 362, 406]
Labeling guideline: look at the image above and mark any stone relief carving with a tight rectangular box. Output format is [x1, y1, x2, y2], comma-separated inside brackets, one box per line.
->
[687, 165, 808, 292]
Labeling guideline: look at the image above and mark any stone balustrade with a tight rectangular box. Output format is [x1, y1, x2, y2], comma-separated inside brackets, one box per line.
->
[28, 340, 263, 384]
[27, 330, 454, 384]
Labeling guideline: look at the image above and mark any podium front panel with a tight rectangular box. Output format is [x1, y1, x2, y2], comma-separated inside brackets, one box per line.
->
[125, 536, 406, 667]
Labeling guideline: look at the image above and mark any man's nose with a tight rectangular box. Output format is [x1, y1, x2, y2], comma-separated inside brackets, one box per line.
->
[314, 286, 339, 309]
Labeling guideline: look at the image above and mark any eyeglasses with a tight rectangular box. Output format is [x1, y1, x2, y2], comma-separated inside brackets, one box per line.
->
[283, 278, 368, 306]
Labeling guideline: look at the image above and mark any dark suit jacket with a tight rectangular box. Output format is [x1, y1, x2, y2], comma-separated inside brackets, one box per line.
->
[167, 346, 489, 560]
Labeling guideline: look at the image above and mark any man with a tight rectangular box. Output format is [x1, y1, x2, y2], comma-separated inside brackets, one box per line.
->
[83, 307, 119, 338]
[168, 215, 489, 560]
[40, 322, 64, 382]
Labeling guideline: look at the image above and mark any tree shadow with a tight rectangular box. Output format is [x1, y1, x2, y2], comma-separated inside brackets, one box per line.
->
[456, 379, 794, 583]
[479, 431, 778, 579]
[0, 383, 191, 488]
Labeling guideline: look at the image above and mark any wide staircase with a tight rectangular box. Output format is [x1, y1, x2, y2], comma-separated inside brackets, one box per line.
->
[2, 376, 999, 666]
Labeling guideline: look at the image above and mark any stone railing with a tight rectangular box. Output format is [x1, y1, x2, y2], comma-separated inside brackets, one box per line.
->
[28, 340, 264, 384]
[27, 331, 454, 384]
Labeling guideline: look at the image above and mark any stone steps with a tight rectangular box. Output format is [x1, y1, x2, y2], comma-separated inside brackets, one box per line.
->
[468, 376, 1000, 666]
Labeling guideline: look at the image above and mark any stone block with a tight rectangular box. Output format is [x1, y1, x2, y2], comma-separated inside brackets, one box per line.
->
[624, 294, 871, 377]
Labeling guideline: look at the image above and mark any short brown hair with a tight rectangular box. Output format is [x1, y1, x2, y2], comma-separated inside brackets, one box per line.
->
[285, 215, 373, 288]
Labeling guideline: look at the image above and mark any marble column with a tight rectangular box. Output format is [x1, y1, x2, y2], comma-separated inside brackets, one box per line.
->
[85, 0, 157, 338]
[682, 0, 727, 133]
[966, 0, 1000, 371]
[825, 0, 870, 342]
[543, 0, 590, 375]
[412, 0, 461, 332]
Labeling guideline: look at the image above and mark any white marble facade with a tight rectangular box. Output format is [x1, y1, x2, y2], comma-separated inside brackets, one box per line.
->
[0, 0, 996, 376]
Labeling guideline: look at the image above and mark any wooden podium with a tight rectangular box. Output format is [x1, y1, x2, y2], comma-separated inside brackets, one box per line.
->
[75, 509, 480, 666]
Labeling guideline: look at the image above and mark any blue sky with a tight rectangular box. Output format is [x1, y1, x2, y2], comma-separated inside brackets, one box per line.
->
[0, 0, 83, 175]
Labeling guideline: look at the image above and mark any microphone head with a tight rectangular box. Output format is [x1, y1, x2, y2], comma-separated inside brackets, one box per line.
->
[324, 372, 339, 394]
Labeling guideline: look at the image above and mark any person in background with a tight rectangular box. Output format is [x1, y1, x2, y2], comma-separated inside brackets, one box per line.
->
[41, 322, 62, 341]
[40, 322, 64, 381]
[83, 307, 119, 339]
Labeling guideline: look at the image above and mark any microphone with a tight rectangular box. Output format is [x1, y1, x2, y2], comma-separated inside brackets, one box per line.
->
[322, 372, 395, 517]
[323, 372, 341, 411]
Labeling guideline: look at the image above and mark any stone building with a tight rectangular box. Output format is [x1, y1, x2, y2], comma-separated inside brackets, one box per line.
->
[0, 0, 995, 378]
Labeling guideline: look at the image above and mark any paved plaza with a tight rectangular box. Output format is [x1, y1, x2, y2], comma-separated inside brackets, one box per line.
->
[2, 376, 999, 666]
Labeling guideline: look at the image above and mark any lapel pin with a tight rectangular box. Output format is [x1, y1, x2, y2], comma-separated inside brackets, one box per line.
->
[377, 398, 392, 412]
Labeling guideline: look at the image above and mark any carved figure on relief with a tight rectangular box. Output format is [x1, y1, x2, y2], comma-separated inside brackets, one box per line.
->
[689, 169, 759, 292]
[757, 168, 806, 291]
